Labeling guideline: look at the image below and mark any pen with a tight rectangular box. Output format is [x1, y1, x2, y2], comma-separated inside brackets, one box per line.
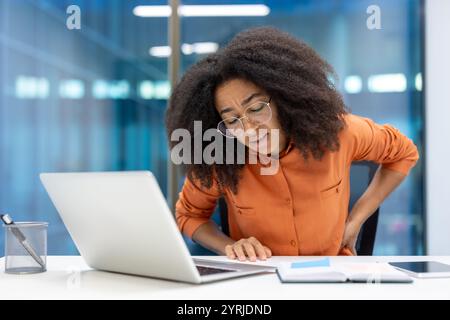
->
[1, 213, 46, 269]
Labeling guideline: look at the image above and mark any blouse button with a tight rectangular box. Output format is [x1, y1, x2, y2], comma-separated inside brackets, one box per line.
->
[290, 240, 296, 247]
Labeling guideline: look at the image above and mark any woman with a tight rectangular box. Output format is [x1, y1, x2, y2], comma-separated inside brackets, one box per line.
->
[166, 27, 419, 261]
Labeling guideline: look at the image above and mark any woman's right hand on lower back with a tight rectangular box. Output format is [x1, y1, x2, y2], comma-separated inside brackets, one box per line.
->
[224, 237, 272, 262]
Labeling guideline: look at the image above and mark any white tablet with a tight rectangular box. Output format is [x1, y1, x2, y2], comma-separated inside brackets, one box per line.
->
[389, 261, 450, 278]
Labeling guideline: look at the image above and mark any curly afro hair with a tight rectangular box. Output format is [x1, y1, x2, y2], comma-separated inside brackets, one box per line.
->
[166, 27, 347, 193]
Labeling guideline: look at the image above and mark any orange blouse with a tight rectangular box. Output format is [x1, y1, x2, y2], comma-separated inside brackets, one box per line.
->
[175, 114, 419, 256]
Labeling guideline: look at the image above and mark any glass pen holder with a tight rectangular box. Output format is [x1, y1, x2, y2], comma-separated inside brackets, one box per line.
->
[3, 222, 48, 274]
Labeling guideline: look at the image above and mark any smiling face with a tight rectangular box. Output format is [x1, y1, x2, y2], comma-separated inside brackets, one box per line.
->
[215, 78, 287, 156]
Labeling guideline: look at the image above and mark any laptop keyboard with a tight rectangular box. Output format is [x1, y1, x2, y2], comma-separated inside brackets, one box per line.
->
[196, 265, 237, 276]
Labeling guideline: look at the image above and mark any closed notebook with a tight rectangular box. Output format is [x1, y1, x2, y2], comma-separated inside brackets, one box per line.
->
[277, 258, 412, 283]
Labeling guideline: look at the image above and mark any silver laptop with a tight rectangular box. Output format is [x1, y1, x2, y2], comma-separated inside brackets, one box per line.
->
[40, 171, 274, 283]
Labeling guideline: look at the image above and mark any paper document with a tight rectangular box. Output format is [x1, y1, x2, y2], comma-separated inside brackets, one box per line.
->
[277, 258, 413, 283]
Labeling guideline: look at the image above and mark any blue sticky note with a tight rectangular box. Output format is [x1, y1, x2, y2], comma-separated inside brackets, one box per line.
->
[291, 257, 331, 269]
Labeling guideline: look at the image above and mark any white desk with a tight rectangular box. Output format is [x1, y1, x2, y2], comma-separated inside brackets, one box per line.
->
[1, 256, 450, 299]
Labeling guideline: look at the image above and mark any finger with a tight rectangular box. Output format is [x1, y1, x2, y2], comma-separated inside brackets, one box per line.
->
[341, 244, 356, 256]
[263, 246, 272, 258]
[242, 242, 257, 262]
[340, 236, 347, 249]
[254, 243, 267, 260]
[250, 241, 267, 260]
[233, 244, 247, 261]
[225, 245, 236, 260]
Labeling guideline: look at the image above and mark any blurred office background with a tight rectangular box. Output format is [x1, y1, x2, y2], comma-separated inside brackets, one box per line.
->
[0, 0, 425, 256]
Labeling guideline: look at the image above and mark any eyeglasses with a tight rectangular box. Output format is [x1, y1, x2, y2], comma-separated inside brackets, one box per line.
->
[217, 97, 272, 138]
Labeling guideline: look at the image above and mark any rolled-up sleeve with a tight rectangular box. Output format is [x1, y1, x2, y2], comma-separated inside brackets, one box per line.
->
[346, 114, 419, 175]
[175, 176, 220, 238]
